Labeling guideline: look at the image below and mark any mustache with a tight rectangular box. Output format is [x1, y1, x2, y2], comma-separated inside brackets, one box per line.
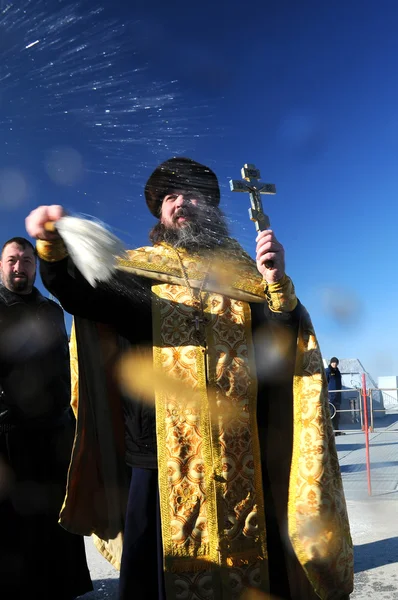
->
[173, 207, 195, 222]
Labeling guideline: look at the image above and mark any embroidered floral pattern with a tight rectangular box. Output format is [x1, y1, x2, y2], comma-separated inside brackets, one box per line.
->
[153, 283, 268, 598]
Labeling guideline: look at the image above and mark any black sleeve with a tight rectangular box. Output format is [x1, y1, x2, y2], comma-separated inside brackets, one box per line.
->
[252, 298, 303, 331]
[251, 299, 303, 388]
[40, 257, 151, 325]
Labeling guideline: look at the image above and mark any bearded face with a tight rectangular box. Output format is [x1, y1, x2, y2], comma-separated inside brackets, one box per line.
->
[149, 189, 229, 250]
[0, 242, 36, 295]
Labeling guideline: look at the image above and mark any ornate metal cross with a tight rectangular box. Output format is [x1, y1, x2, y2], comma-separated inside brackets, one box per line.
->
[229, 163, 276, 268]
[229, 163, 276, 233]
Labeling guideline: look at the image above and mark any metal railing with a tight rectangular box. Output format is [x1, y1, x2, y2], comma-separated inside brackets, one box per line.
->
[328, 387, 363, 431]
[368, 388, 398, 431]
[330, 378, 398, 496]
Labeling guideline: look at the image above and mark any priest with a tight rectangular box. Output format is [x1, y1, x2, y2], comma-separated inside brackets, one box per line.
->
[25, 157, 353, 600]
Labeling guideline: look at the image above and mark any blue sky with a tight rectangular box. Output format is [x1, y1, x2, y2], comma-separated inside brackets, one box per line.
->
[1, 0, 398, 380]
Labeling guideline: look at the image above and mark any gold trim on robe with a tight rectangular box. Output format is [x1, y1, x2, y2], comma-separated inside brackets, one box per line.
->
[289, 309, 354, 599]
[36, 238, 68, 262]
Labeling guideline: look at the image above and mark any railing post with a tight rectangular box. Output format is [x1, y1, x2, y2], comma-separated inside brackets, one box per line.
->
[369, 389, 374, 431]
[358, 388, 363, 429]
[362, 373, 372, 496]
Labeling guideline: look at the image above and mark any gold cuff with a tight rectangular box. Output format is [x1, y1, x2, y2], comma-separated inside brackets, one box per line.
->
[36, 238, 68, 262]
[264, 274, 298, 313]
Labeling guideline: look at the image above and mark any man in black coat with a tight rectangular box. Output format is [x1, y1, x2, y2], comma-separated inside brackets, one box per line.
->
[325, 356, 344, 435]
[0, 236, 93, 599]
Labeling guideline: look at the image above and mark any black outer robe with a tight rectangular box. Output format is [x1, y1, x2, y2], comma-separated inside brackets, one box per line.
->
[0, 284, 93, 600]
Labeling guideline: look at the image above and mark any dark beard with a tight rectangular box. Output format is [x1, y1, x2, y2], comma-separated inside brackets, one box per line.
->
[149, 205, 230, 251]
[12, 280, 29, 292]
[2, 274, 34, 294]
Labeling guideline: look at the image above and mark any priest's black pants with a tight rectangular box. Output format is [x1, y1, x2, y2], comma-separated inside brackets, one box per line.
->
[119, 467, 166, 600]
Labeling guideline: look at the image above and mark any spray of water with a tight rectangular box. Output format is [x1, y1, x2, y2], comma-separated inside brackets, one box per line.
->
[0, 0, 214, 216]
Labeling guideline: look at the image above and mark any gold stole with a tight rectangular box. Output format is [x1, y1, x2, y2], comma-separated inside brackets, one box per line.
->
[152, 283, 269, 598]
[117, 240, 267, 303]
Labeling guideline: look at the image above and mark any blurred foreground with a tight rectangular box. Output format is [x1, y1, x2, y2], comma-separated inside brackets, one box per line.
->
[80, 413, 398, 599]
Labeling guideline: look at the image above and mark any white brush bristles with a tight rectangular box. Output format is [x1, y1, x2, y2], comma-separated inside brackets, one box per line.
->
[55, 216, 126, 287]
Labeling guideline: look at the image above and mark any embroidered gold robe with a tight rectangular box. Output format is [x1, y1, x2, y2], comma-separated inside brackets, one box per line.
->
[62, 242, 353, 599]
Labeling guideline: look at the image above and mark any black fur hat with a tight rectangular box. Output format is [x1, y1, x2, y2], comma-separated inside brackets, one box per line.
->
[330, 357, 339, 365]
[144, 157, 220, 217]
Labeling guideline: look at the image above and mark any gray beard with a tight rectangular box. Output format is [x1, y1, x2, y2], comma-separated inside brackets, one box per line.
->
[149, 205, 230, 251]
[162, 222, 222, 250]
